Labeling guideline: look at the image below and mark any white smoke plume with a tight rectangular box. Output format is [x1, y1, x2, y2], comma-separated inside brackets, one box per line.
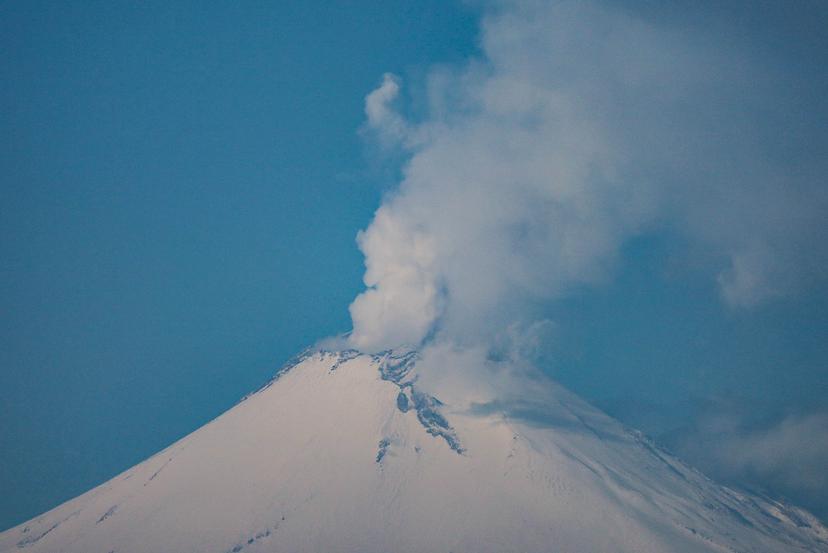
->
[348, 0, 828, 353]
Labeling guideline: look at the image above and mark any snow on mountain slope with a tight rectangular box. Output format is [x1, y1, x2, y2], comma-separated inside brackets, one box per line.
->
[2, 349, 826, 553]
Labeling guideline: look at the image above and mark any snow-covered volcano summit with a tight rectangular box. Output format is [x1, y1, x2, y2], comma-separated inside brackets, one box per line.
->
[2, 349, 826, 553]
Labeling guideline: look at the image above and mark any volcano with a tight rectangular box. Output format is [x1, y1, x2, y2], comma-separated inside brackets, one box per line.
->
[2, 349, 826, 553]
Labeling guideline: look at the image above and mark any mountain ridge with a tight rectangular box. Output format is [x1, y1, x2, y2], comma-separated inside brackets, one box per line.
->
[2, 348, 826, 553]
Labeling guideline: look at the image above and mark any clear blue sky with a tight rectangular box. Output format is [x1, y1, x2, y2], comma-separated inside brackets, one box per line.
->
[1, 0, 826, 531]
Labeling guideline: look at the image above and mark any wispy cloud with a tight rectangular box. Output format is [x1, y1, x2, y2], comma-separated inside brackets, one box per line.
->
[669, 407, 828, 520]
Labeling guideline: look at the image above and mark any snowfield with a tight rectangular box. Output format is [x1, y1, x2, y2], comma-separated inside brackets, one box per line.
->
[2, 349, 827, 553]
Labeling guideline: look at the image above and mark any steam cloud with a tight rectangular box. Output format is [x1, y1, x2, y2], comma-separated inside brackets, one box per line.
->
[348, 0, 828, 353]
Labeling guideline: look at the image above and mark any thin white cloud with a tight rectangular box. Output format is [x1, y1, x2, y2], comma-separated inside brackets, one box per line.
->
[363, 73, 410, 148]
[672, 411, 828, 520]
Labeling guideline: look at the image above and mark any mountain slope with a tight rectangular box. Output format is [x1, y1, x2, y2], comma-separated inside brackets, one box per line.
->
[2, 350, 826, 553]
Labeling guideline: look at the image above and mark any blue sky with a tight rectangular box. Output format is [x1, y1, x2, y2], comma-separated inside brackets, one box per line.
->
[1, 0, 827, 530]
